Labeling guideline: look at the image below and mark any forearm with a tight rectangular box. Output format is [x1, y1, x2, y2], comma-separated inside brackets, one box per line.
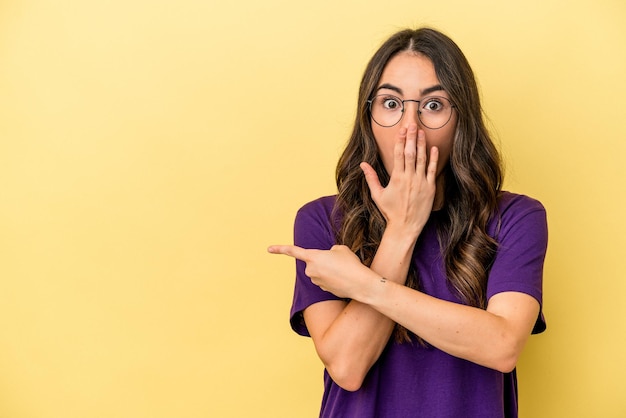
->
[359, 278, 539, 372]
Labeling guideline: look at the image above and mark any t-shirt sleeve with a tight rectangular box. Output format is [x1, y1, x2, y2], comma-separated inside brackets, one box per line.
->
[289, 197, 343, 337]
[487, 194, 548, 334]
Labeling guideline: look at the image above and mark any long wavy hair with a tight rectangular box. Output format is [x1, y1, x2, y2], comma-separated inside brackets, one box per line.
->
[333, 28, 503, 343]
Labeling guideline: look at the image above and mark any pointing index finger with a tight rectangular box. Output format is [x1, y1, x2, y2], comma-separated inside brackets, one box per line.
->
[267, 244, 309, 261]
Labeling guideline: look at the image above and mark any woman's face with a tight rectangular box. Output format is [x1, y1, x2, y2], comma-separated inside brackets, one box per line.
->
[371, 51, 457, 178]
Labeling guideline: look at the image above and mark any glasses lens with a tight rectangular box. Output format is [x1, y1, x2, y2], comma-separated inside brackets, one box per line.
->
[418, 97, 453, 129]
[370, 95, 403, 127]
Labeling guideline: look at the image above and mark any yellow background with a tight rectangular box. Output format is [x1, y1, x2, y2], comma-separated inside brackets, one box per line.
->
[1, 0, 625, 417]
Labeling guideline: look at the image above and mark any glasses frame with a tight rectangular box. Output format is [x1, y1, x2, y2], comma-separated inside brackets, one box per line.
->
[367, 94, 456, 130]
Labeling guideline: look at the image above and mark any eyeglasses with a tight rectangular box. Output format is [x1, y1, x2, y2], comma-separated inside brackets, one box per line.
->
[367, 95, 455, 129]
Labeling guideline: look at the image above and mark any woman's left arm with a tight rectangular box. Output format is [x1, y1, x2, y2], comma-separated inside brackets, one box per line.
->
[359, 276, 539, 373]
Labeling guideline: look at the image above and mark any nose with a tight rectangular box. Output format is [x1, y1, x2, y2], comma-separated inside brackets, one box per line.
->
[400, 100, 422, 129]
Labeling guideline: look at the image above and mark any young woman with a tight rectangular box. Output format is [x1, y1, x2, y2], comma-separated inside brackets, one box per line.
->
[268, 27, 547, 418]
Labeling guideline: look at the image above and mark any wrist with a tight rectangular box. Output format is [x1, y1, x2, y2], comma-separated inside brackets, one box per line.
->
[381, 223, 421, 249]
[358, 273, 394, 307]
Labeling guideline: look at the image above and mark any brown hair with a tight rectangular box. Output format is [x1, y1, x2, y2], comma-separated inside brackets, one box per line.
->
[334, 28, 502, 342]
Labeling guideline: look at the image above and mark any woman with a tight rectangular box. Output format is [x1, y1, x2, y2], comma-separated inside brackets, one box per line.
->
[268, 27, 547, 418]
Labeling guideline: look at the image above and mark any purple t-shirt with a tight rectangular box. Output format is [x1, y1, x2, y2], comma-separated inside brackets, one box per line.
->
[289, 192, 548, 418]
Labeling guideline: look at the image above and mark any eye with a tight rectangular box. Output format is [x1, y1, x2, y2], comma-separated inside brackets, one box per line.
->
[381, 97, 402, 110]
[422, 98, 445, 112]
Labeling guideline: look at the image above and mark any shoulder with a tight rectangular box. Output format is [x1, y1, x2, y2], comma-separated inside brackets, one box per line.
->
[497, 191, 546, 216]
[491, 191, 548, 245]
[295, 195, 338, 227]
[297, 195, 337, 218]
[294, 195, 338, 249]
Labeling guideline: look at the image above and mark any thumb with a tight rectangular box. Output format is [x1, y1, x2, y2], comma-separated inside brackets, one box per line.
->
[360, 162, 384, 197]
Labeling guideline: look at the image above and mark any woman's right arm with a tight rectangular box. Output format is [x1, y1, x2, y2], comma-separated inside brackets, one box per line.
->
[303, 226, 417, 391]
[302, 126, 437, 391]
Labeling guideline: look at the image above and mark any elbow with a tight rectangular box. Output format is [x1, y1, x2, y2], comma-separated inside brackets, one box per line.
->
[493, 354, 518, 374]
[329, 373, 365, 392]
[316, 344, 370, 392]
[324, 361, 367, 392]
[490, 337, 525, 373]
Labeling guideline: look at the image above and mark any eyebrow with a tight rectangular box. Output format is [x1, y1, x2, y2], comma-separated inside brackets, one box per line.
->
[376, 83, 403, 95]
[376, 83, 446, 97]
[421, 84, 445, 96]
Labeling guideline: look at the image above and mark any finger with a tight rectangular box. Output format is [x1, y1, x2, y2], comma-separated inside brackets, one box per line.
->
[360, 162, 384, 197]
[426, 146, 439, 182]
[393, 127, 407, 173]
[415, 129, 427, 171]
[404, 124, 418, 169]
[267, 244, 309, 261]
